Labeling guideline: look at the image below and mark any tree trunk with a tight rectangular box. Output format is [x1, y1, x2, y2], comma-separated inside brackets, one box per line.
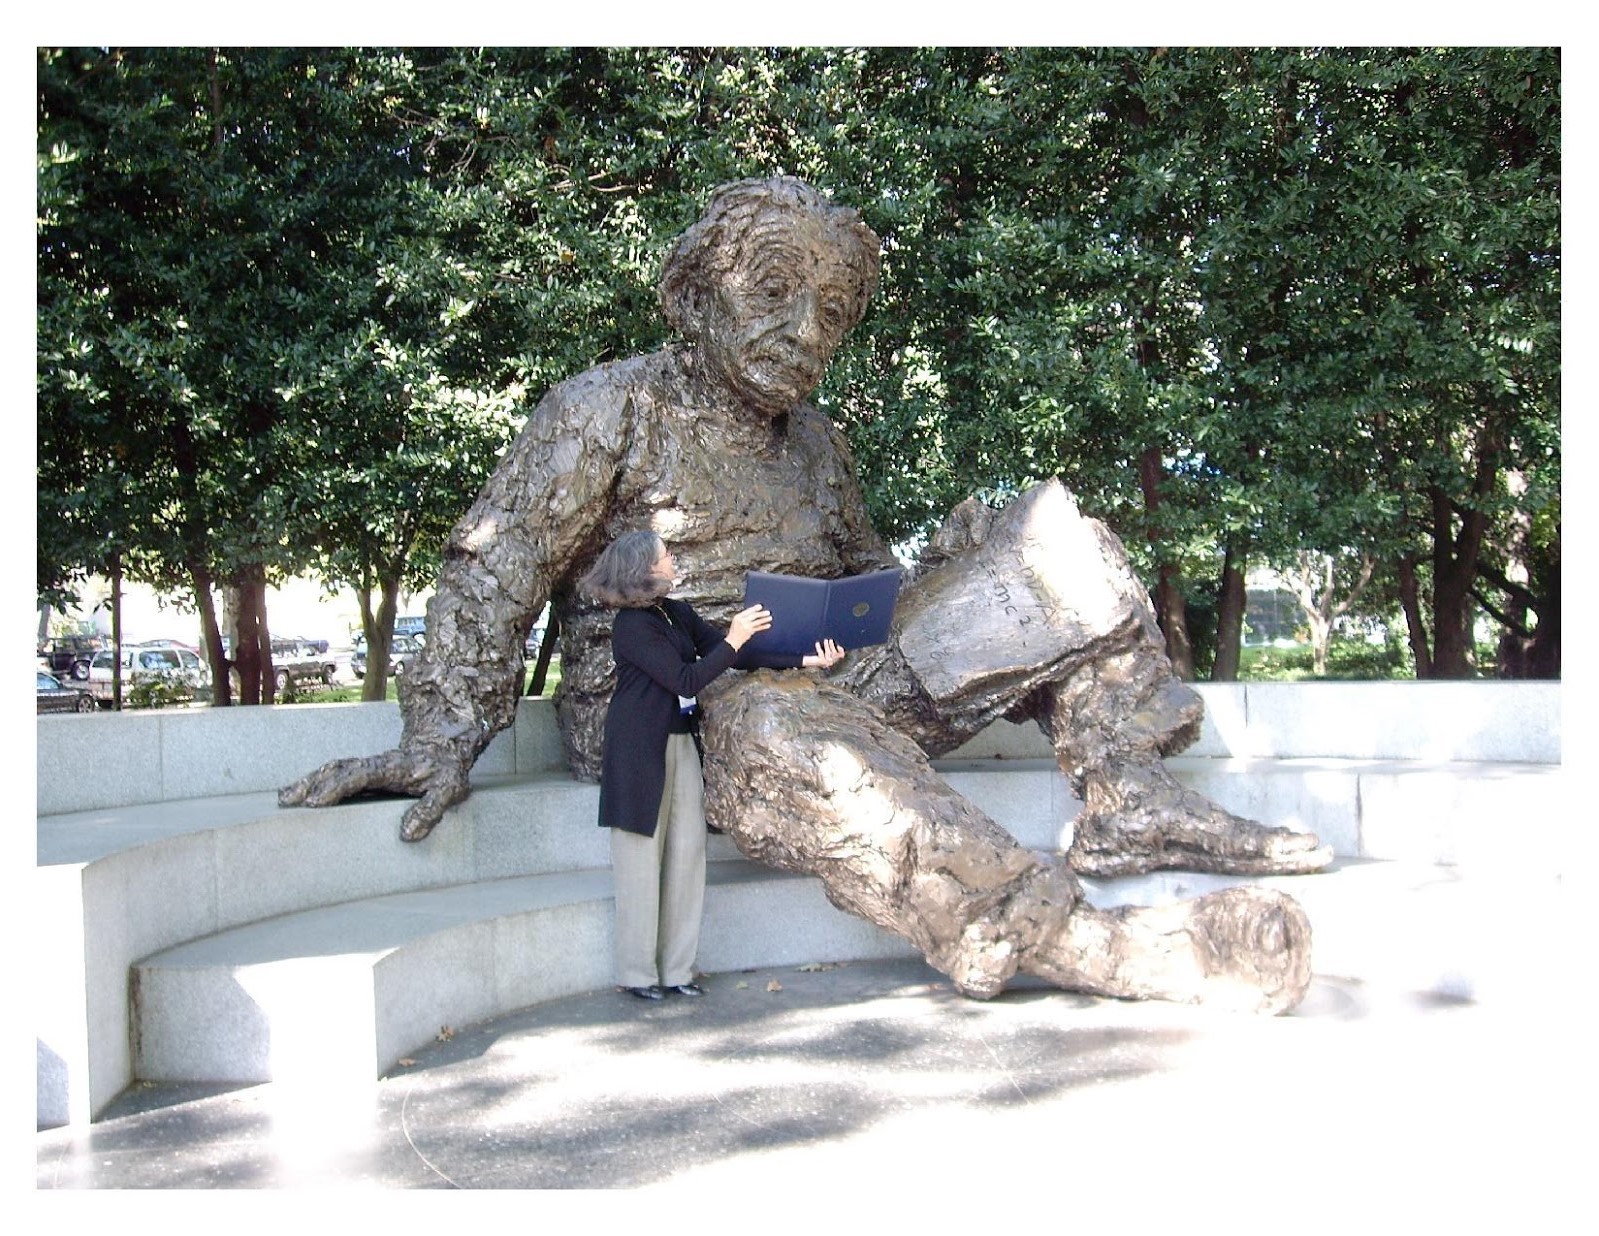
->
[1431, 552, 1481, 679]
[1527, 561, 1560, 678]
[1155, 568, 1194, 679]
[1307, 611, 1333, 676]
[109, 554, 124, 710]
[1396, 555, 1433, 678]
[528, 609, 560, 696]
[1428, 423, 1499, 678]
[190, 563, 231, 707]
[1211, 545, 1246, 681]
[358, 575, 401, 702]
[1138, 445, 1194, 679]
[229, 567, 275, 705]
[255, 582, 275, 703]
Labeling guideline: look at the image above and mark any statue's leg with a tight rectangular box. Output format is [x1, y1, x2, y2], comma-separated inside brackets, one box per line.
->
[1036, 648, 1332, 876]
[701, 673, 1313, 1014]
[837, 478, 1331, 877]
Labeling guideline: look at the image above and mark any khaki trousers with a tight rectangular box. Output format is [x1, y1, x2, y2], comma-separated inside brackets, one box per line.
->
[609, 733, 707, 988]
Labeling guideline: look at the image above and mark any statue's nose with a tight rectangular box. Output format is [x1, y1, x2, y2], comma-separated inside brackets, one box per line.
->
[785, 288, 829, 352]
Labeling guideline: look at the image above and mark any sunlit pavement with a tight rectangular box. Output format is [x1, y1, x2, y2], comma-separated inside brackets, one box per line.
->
[33, 956, 1581, 1217]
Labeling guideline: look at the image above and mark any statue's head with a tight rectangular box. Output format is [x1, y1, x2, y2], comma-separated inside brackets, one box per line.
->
[660, 177, 882, 416]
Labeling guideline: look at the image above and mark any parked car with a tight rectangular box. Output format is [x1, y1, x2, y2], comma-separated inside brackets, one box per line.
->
[37, 669, 96, 714]
[269, 639, 337, 690]
[129, 638, 206, 670]
[159, 645, 210, 687]
[86, 646, 206, 705]
[395, 615, 427, 639]
[38, 636, 103, 681]
[352, 633, 423, 679]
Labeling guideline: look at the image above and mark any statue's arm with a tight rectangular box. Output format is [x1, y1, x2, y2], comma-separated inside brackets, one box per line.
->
[402, 369, 636, 747]
[280, 365, 637, 838]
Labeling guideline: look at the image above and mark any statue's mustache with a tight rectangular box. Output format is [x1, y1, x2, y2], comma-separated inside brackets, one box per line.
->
[746, 338, 824, 386]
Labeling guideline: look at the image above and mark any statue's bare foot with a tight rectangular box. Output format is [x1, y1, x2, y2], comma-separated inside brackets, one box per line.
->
[1032, 884, 1314, 1014]
[278, 747, 469, 842]
[1067, 768, 1333, 877]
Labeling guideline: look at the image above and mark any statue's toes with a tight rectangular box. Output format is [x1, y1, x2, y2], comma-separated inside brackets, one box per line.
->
[1257, 824, 1335, 872]
[1184, 800, 1333, 873]
[1069, 789, 1334, 877]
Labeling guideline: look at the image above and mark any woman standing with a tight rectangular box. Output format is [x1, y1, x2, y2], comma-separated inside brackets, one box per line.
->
[581, 530, 844, 1000]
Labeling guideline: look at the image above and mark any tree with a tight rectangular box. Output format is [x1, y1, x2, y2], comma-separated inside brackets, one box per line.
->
[39, 47, 1559, 688]
[1279, 550, 1378, 676]
[1246, 48, 1561, 679]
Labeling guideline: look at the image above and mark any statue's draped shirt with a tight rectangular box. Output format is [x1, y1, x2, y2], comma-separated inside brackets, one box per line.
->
[551, 344, 894, 778]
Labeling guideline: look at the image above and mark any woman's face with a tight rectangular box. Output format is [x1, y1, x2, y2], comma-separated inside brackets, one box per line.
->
[650, 543, 677, 587]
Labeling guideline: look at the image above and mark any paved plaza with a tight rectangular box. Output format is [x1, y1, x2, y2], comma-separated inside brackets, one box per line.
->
[34, 955, 1581, 1220]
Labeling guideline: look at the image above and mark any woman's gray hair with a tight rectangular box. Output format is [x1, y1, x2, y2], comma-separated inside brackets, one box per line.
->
[580, 529, 669, 608]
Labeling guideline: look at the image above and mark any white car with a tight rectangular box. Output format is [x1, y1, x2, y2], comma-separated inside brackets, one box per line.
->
[86, 646, 208, 705]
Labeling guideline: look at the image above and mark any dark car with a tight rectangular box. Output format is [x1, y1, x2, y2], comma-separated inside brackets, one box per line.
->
[39, 636, 103, 681]
[37, 669, 96, 714]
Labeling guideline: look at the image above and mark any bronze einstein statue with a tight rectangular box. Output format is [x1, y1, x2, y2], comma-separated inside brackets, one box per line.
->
[282, 177, 1332, 1013]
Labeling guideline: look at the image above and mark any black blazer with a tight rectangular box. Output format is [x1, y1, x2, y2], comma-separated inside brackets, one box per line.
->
[597, 597, 802, 836]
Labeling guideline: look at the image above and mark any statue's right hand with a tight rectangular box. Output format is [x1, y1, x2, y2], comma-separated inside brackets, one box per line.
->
[278, 745, 469, 842]
[278, 748, 412, 809]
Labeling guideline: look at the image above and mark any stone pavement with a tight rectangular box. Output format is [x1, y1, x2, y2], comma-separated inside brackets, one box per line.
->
[32, 956, 1583, 1220]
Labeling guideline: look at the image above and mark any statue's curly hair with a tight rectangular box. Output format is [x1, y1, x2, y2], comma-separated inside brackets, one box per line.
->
[659, 177, 882, 338]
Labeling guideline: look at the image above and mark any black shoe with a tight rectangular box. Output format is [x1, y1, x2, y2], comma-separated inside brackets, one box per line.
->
[666, 982, 705, 997]
[619, 985, 665, 1000]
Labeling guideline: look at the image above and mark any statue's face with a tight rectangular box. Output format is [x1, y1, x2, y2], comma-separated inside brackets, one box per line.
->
[696, 210, 862, 417]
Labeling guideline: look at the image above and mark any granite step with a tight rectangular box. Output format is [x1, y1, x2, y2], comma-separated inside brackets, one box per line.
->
[45, 751, 1566, 1125]
[129, 849, 1561, 1092]
[131, 859, 913, 1087]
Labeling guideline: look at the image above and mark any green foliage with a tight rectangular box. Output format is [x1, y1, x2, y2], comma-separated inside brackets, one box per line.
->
[124, 674, 198, 710]
[1240, 634, 1413, 682]
[38, 47, 1560, 684]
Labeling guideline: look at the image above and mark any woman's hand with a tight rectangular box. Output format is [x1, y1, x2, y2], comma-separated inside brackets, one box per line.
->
[726, 604, 773, 650]
[802, 639, 846, 670]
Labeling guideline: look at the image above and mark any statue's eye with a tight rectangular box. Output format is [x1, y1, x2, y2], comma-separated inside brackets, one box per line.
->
[755, 275, 794, 305]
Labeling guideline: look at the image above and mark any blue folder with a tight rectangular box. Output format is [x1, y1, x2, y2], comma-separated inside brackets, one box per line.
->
[741, 567, 903, 658]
